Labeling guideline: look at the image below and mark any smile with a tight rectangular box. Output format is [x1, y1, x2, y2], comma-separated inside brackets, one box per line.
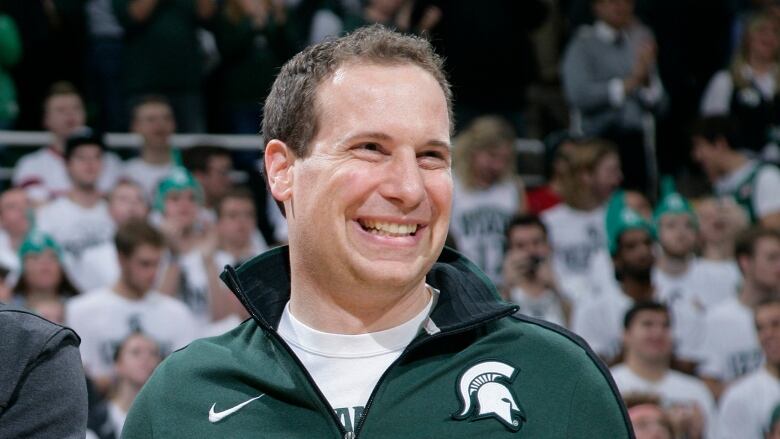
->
[357, 219, 420, 237]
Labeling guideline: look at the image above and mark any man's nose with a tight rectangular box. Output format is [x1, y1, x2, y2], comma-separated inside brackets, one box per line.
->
[380, 149, 426, 211]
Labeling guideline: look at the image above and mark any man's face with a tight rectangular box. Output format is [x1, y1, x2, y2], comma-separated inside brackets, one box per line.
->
[615, 228, 655, 279]
[470, 143, 513, 188]
[66, 145, 103, 189]
[115, 334, 161, 387]
[593, 0, 634, 29]
[591, 152, 623, 203]
[218, 197, 256, 248]
[0, 189, 30, 236]
[508, 224, 550, 260]
[199, 155, 233, 202]
[109, 184, 149, 225]
[756, 303, 780, 367]
[120, 244, 162, 293]
[43, 94, 85, 140]
[279, 62, 452, 290]
[624, 309, 673, 364]
[691, 136, 724, 182]
[743, 237, 780, 292]
[630, 404, 672, 439]
[657, 214, 697, 259]
[132, 103, 175, 150]
[163, 190, 199, 229]
[23, 250, 62, 292]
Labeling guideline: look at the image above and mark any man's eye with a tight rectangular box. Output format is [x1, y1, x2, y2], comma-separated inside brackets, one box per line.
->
[361, 143, 380, 151]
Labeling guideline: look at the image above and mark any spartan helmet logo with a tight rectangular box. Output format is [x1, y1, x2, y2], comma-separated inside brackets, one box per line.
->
[452, 360, 526, 432]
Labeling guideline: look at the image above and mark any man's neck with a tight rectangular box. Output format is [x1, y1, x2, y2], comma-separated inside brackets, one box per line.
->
[516, 278, 548, 298]
[657, 252, 691, 277]
[141, 145, 172, 165]
[625, 353, 668, 382]
[766, 362, 780, 380]
[112, 381, 142, 412]
[222, 240, 254, 261]
[113, 280, 146, 301]
[68, 188, 102, 208]
[288, 276, 431, 335]
[50, 137, 65, 154]
[701, 241, 734, 261]
[721, 152, 749, 177]
[621, 277, 654, 302]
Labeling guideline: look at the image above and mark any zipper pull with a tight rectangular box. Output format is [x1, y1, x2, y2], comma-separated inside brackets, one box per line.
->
[344, 432, 355, 439]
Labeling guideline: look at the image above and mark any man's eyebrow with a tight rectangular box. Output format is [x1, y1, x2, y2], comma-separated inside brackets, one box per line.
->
[338, 132, 451, 149]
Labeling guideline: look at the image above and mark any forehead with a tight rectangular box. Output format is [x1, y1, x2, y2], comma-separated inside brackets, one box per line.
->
[71, 144, 102, 156]
[630, 309, 668, 326]
[46, 93, 82, 110]
[510, 224, 545, 240]
[136, 102, 171, 118]
[313, 62, 450, 143]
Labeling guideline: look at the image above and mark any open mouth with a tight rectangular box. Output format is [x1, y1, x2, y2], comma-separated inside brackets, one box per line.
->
[357, 219, 421, 238]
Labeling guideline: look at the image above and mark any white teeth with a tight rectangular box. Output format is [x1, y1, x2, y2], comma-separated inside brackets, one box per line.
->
[360, 220, 418, 236]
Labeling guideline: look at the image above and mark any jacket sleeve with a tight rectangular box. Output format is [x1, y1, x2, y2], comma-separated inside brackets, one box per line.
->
[565, 358, 634, 438]
[1, 328, 88, 439]
[561, 34, 614, 113]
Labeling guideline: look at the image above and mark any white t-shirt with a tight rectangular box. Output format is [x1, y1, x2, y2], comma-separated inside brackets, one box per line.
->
[178, 233, 267, 327]
[449, 177, 520, 286]
[13, 147, 123, 203]
[277, 292, 435, 433]
[36, 197, 116, 293]
[107, 402, 127, 439]
[0, 230, 21, 286]
[509, 287, 567, 328]
[611, 364, 717, 439]
[541, 204, 607, 303]
[696, 296, 762, 381]
[700, 68, 777, 116]
[686, 259, 741, 313]
[122, 158, 175, 201]
[572, 287, 701, 362]
[716, 367, 780, 439]
[714, 160, 780, 219]
[65, 288, 198, 379]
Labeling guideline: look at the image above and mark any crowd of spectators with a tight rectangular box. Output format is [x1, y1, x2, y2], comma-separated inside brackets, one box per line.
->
[3, 0, 780, 438]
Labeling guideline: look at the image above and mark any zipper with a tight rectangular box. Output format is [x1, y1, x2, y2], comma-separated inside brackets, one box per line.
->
[224, 265, 519, 439]
[223, 267, 349, 438]
[352, 305, 519, 437]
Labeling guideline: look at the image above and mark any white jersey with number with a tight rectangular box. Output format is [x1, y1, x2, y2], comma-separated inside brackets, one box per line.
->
[13, 147, 123, 203]
[509, 287, 567, 328]
[686, 259, 741, 313]
[36, 197, 116, 293]
[611, 364, 717, 438]
[541, 204, 607, 304]
[65, 288, 198, 380]
[277, 290, 435, 433]
[716, 367, 780, 439]
[449, 177, 520, 286]
[696, 296, 762, 381]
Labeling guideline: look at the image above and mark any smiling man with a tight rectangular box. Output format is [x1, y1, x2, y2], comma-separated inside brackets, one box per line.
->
[122, 25, 633, 438]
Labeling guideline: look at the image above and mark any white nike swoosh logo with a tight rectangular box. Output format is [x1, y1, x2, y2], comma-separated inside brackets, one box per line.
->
[208, 394, 265, 423]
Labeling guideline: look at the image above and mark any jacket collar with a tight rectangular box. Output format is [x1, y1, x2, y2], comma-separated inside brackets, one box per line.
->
[220, 246, 517, 334]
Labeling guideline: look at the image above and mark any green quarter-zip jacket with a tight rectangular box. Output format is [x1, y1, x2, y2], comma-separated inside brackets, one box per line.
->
[122, 246, 634, 438]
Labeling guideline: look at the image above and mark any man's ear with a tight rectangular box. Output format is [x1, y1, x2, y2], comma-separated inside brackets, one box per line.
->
[264, 139, 296, 203]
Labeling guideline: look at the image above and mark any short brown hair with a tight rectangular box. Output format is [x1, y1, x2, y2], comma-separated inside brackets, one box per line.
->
[131, 94, 173, 121]
[43, 81, 82, 111]
[558, 138, 618, 209]
[262, 24, 452, 160]
[182, 145, 232, 174]
[114, 219, 165, 256]
[735, 226, 780, 261]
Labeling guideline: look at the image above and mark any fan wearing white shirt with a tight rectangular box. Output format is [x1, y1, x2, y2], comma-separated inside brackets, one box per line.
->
[66, 219, 197, 394]
[611, 302, 715, 439]
[36, 129, 117, 293]
[12, 83, 122, 204]
[122, 96, 177, 200]
[696, 227, 780, 400]
[717, 298, 780, 439]
[691, 116, 780, 228]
